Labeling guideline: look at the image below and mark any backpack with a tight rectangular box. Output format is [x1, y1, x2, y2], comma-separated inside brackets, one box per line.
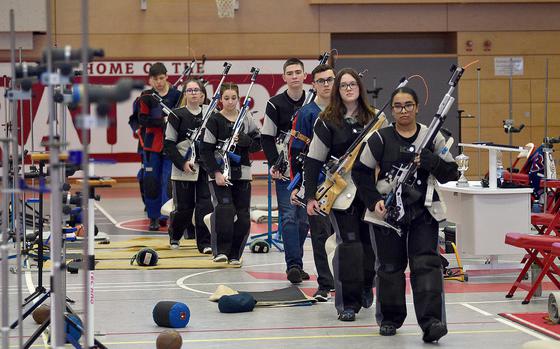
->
[129, 89, 151, 138]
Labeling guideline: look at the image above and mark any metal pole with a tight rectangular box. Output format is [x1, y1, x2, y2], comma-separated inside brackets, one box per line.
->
[11, 21, 24, 349]
[543, 58, 550, 213]
[1, 137, 10, 349]
[544, 58, 549, 143]
[45, 0, 66, 346]
[476, 67, 481, 178]
[80, 0, 94, 346]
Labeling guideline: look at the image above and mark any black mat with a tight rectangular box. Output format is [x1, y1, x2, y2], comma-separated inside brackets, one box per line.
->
[240, 286, 315, 306]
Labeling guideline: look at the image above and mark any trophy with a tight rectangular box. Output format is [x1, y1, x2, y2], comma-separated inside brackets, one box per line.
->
[455, 152, 469, 187]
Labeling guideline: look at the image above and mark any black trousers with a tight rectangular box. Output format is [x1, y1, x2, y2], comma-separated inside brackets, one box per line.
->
[209, 180, 251, 260]
[168, 168, 213, 253]
[330, 202, 376, 314]
[309, 214, 334, 291]
[370, 210, 445, 331]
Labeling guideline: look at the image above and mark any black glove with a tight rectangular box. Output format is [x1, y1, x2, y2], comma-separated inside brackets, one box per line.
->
[236, 132, 252, 148]
[419, 148, 440, 172]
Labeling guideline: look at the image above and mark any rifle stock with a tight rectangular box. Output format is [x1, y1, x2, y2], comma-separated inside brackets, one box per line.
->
[315, 115, 386, 215]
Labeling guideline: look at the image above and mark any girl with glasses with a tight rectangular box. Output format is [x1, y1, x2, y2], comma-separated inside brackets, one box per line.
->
[352, 86, 458, 342]
[164, 78, 213, 254]
[304, 68, 386, 321]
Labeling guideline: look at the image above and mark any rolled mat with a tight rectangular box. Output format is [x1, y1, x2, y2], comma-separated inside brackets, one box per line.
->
[153, 301, 190, 328]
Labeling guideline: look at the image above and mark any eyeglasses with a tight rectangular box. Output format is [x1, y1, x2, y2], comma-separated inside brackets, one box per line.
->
[339, 81, 358, 90]
[392, 103, 416, 113]
[314, 77, 335, 86]
[186, 88, 201, 94]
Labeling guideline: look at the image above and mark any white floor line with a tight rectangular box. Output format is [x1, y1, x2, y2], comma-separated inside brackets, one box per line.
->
[94, 202, 117, 225]
[460, 303, 493, 316]
[494, 317, 551, 341]
[176, 262, 287, 295]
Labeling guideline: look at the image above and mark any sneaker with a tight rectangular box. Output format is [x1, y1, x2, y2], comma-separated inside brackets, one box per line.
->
[300, 270, 310, 280]
[213, 254, 228, 263]
[338, 309, 355, 322]
[228, 259, 241, 265]
[170, 239, 180, 249]
[313, 289, 330, 302]
[379, 323, 397, 336]
[158, 218, 168, 227]
[202, 247, 212, 254]
[287, 267, 302, 284]
[422, 321, 447, 343]
[148, 219, 160, 231]
[361, 288, 374, 308]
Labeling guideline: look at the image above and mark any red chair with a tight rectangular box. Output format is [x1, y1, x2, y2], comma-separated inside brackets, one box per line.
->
[531, 180, 560, 235]
[499, 143, 536, 187]
[505, 232, 560, 304]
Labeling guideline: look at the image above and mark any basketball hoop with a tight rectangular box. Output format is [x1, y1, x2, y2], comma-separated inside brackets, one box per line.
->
[216, 0, 236, 18]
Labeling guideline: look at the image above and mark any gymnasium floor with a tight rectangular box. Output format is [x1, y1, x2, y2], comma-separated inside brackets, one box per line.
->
[4, 180, 559, 348]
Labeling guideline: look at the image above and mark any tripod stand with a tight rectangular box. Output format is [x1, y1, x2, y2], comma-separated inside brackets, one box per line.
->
[248, 168, 284, 252]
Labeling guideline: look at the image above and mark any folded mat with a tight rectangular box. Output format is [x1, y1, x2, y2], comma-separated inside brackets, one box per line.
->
[94, 237, 196, 250]
[66, 248, 205, 260]
[209, 285, 315, 306]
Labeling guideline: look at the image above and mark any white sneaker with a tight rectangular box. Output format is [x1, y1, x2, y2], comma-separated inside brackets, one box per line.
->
[170, 240, 180, 249]
[202, 247, 212, 254]
[213, 254, 228, 263]
[228, 259, 241, 265]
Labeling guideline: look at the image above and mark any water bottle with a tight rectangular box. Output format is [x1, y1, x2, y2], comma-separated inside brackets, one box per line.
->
[496, 150, 504, 187]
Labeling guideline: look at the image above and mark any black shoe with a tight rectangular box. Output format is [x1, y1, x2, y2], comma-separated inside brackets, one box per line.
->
[300, 270, 310, 280]
[338, 309, 355, 322]
[148, 219, 160, 231]
[287, 267, 302, 284]
[379, 324, 397, 336]
[362, 288, 374, 309]
[313, 289, 330, 302]
[422, 321, 448, 343]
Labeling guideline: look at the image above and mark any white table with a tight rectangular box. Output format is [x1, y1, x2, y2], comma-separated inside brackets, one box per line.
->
[439, 181, 532, 256]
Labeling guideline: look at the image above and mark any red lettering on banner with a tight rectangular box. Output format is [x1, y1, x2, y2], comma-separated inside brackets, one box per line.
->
[87, 63, 93, 75]
[109, 63, 123, 75]
[125, 63, 134, 74]
[96, 63, 106, 75]
[143, 63, 152, 74]
[172, 63, 181, 74]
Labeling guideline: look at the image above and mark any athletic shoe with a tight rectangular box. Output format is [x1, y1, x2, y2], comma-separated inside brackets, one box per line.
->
[158, 218, 168, 227]
[379, 323, 397, 336]
[170, 240, 180, 249]
[287, 267, 302, 284]
[300, 270, 310, 280]
[228, 259, 241, 265]
[338, 309, 355, 322]
[148, 219, 160, 231]
[313, 289, 330, 302]
[202, 247, 212, 254]
[213, 254, 228, 263]
[422, 321, 447, 343]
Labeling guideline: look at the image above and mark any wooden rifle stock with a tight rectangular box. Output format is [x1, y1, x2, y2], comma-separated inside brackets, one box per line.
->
[315, 115, 386, 215]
